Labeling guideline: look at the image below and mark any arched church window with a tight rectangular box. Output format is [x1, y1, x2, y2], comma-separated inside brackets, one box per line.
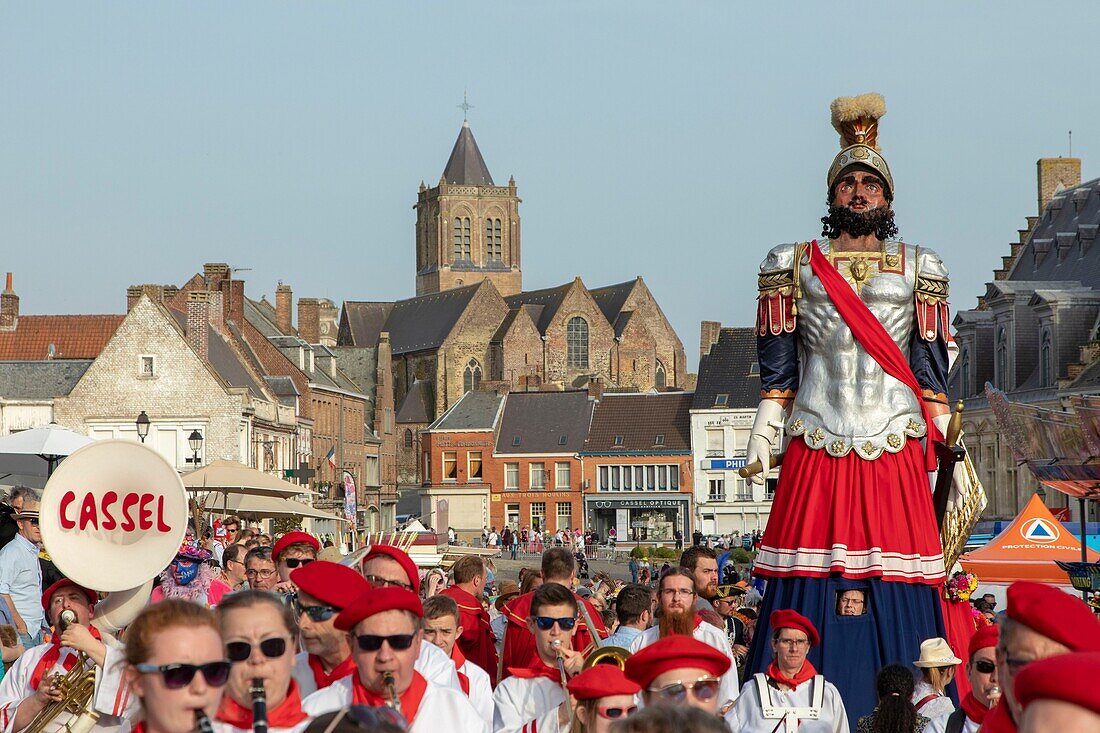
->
[464, 358, 482, 392]
[453, 217, 471, 260]
[404, 429, 413, 449]
[655, 360, 667, 388]
[486, 218, 503, 261]
[567, 317, 589, 369]
[1040, 331, 1052, 387]
[454, 218, 463, 259]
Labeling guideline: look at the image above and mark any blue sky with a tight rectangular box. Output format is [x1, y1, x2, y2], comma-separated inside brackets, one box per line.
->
[3, 3, 1099, 371]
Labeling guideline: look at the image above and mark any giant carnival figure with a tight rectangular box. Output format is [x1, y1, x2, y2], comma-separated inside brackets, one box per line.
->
[744, 93, 973, 722]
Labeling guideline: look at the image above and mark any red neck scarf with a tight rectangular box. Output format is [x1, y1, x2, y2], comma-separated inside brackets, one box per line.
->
[307, 654, 356, 690]
[351, 671, 427, 724]
[960, 692, 990, 726]
[216, 681, 308, 729]
[450, 645, 471, 695]
[507, 657, 563, 683]
[980, 699, 1018, 733]
[30, 626, 103, 690]
[807, 240, 942, 469]
[767, 660, 818, 690]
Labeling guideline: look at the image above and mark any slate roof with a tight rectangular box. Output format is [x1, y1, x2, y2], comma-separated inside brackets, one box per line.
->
[495, 391, 595, 454]
[0, 315, 124, 360]
[1008, 176, 1100, 286]
[584, 392, 693, 453]
[692, 328, 759, 410]
[246, 298, 294, 338]
[383, 285, 482, 355]
[0, 360, 92, 399]
[429, 390, 504, 431]
[339, 302, 394, 348]
[396, 380, 434, 424]
[442, 122, 494, 186]
[333, 346, 378, 399]
[505, 283, 572, 334]
[168, 310, 266, 398]
[589, 280, 637, 325]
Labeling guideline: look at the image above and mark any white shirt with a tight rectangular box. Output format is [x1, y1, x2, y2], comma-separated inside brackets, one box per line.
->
[213, 719, 310, 733]
[292, 643, 461, 698]
[628, 622, 740, 709]
[458, 657, 493, 722]
[492, 675, 564, 733]
[302, 676, 486, 733]
[0, 535, 43, 634]
[912, 680, 956, 720]
[731, 674, 848, 733]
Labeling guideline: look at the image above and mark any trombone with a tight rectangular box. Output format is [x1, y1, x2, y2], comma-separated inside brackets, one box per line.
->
[576, 600, 631, 670]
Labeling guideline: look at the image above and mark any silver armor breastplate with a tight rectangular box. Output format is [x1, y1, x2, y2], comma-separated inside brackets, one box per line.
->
[785, 240, 926, 460]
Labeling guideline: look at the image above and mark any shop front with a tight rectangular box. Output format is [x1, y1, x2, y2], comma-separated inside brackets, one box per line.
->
[584, 495, 691, 544]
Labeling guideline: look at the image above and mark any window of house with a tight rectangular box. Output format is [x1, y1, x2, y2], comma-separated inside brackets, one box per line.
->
[442, 451, 457, 481]
[708, 479, 725, 502]
[655, 360, 666, 388]
[423, 452, 431, 485]
[735, 479, 753, 501]
[505, 463, 519, 491]
[558, 435, 567, 445]
[468, 451, 483, 481]
[556, 502, 572, 531]
[706, 429, 724, 456]
[530, 462, 546, 489]
[139, 355, 155, 377]
[634, 465, 645, 490]
[657, 465, 668, 490]
[1040, 331, 1052, 387]
[464, 359, 482, 393]
[611, 466, 621, 490]
[598, 465, 609, 491]
[622, 464, 634, 490]
[714, 394, 729, 406]
[555, 462, 571, 489]
[404, 429, 413, 449]
[512, 436, 521, 446]
[506, 503, 520, 528]
[646, 465, 656, 489]
[654, 434, 665, 446]
[996, 327, 1009, 389]
[566, 317, 589, 368]
[613, 435, 624, 446]
[530, 502, 546, 530]
[749, 362, 760, 375]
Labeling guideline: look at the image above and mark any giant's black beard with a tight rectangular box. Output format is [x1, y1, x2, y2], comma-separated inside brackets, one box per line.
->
[820, 204, 899, 241]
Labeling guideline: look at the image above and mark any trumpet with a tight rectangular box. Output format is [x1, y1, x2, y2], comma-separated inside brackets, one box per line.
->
[551, 640, 569, 695]
[382, 672, 402, 714]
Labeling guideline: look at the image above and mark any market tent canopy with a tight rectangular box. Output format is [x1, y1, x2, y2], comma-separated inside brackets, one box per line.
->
[183, 459, 316, 498]
[960, 493, 1099, 584]
[0, 424, 94, 476]
[195, 491, 345, 522]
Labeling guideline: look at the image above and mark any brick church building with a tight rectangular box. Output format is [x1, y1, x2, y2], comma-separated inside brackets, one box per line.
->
[338, 120, 687, 490]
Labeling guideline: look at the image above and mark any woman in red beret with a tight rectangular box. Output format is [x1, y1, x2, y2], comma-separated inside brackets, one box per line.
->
[566, 665, 640, 733]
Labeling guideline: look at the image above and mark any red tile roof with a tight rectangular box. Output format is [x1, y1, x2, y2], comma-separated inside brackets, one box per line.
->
[0, 315, 124, 360]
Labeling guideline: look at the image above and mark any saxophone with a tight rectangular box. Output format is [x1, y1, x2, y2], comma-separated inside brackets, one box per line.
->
[381, 672, 401, 714]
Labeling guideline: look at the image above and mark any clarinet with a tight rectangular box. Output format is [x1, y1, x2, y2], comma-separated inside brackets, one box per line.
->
[250, 678, 268, 733]
[195, 709, 215, 733]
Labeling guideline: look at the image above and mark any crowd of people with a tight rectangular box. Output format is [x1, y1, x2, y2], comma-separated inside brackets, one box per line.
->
[0, 484, 1095, 733]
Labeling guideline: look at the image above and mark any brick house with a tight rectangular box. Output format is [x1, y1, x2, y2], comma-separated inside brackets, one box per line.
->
[581, 392, 695, 543]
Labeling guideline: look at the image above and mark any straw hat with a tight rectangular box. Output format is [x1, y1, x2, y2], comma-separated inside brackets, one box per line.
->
[15, 498, 40, 519]
[913, 637, 962, 668]
[494, 580, 520, 612]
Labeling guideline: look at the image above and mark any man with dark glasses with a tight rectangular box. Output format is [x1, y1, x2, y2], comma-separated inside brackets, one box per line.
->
[493, 583, 583, 733]
[984, 581, 1100, 733]
[943, 625, 999, 733]
[0, 578, 137, 730]
[623, 634, 730, 721]
[731, 610, 848, 733]
[301, 586, 485, 733]
[0, 497, 45, 648]
[272, 531, 320, 593]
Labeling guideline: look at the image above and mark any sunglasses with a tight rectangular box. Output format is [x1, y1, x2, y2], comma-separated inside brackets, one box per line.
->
[533, 616, 577, 631]
[974, 660, 996, 674]
[355, 634, 416, 652]
[282, 558, 314, 569]
[648, 676, 721, 703]
[363, 574, 412, 591]
[226, 637, 288, 662]
[21, 518, 39, 526]
[596, 705, 637, 720]
[297, 602, 337, 623]
[135, 661, 232, 689]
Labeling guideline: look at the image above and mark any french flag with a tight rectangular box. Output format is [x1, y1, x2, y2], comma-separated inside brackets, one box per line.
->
[325, 446, 337, 470]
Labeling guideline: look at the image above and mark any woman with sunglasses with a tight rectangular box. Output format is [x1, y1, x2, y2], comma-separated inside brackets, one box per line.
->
[214, 591, 311, 733]
[124, 599, 229, 733]
[152, 544, 231, 608]
[566, 665, 639, 733]
[623, 635, 730, 721]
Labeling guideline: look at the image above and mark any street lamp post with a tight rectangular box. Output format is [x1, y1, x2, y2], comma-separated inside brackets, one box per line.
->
[135, 411, 151, 443]
[186, 430, 203, 468]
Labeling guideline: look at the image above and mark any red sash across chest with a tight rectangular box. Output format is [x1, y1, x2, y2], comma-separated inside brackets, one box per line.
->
[30, 627, 103, 691]
[351, 671, 428, 724]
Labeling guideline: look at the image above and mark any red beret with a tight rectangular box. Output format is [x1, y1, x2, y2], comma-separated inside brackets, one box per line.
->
[335, 587, 423, 631]
[624, 636, 730, 688]
[42, 579, 96, 611]
[361, 545, 420, 595]
[1015, 652, 1100, 715]
[770, 609, 820, 647]
[291, 561, 370, 610]
[272, 531, 320, 562]
[1007, 581, 1100, 652]
[968, 625, 999, 658]
[567, 665, 641, 700]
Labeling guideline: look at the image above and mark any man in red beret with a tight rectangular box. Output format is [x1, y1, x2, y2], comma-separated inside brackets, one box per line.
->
[0, 578, 136, 730]
[1014, 652, 1100, 732]
[731, 610, 848, 733]
[440, 555, 499, 687]
[289, 560, 461, 697]
[493, 583, 585, 733]
[627, 568, 739, 714]
[301, 586, 485, 733]
[272, 531, 320, 593]
[625, 634, 731, 721]
[943, 624, 1000, 733]
[984, 581, 1100, 733]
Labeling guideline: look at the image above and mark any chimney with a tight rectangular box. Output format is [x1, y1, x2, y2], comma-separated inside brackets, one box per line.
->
[218, 277, 244, 325]
[298, 298, 321, 344]
[1037, 157, 1082, 215]
[275, 283, 293, 334]
[700, 320, 721, 357]
[587, 376, 604, 401]
[127, 286, 144, 312]
[0, 273, 18, 332]
[204, 263, 230, 288]
[186, 291, 211, 361]
[207, 289, 225, 334]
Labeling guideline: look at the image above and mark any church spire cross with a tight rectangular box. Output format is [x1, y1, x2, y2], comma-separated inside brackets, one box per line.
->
[458, 91, 473, 124]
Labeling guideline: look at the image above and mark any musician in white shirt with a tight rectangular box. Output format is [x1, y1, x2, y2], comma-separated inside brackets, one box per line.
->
[421, 595, 493, 721]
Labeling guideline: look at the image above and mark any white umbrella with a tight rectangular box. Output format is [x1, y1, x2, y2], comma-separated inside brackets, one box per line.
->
[194, 491, 346, 522]
[0, 424, 94, 475]
[183, 459, 317, 498]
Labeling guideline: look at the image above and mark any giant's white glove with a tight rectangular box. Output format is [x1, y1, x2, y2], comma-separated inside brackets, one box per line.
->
[745, 399, 788, 486]
[933, 412, 967, 513]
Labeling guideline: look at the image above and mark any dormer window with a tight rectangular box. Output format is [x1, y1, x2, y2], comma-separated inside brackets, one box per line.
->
[715, 394, 729, 406]
[654, 434, 665, 446]
[558, 435, 568, 445]
[749, 362, 760, 375]
[512, 436, 521, 447]
[613, 436, 624, 446]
